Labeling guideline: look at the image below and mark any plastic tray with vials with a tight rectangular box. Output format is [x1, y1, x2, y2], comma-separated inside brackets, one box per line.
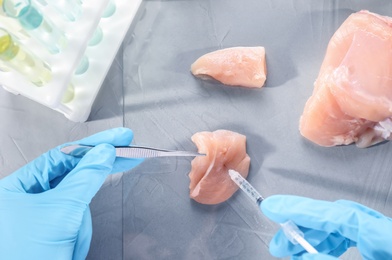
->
[0, 0, 142, 122]
[228, 169, 319, 254]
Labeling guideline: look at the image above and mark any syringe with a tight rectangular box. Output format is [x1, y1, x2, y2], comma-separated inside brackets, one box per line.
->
[228, 170, 318, 254]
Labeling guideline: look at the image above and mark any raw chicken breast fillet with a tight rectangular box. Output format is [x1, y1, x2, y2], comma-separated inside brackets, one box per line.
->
[188, 130, 251, 205]
[300, 10, 392, 147]
[191, 46, 267, 88]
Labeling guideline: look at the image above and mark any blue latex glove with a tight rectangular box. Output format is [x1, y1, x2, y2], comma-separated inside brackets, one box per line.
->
[260, 195, 392, 260]
[0, 128, 143, 260]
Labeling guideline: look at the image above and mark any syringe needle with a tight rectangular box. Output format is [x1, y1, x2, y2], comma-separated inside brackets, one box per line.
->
[228, 170, 318, 254]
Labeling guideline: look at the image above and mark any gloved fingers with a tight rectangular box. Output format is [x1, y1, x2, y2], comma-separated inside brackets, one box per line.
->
[0, 127, 137, 193]
[265, 197, 392, 260]
[322, 236, 355, 257]
[301, 232, 353, 257]
[54, 144, 116, 204]
[269, 229, 303, 257]
[260, 195, 361, 242]
[297, 253, 338, 260]
[260, 195, 328, 224]
[270, 229, 354, 259]
[270, 229, 351, 258]
[65, 127, 144, 174]
[0, 148, 80, 193]
[73, 207, 92, 260]
[111, 157, 144, 174]
[269, 227, 329, 257]
[335, 200, 387, 219]
[48, 155, 144, 188]
[283, 233, 350, 259]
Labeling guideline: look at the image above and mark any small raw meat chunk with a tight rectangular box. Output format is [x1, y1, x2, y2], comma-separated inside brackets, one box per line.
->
[300, 10, 392, 147]
[188, 130, 251, 205]
[191, 46, 267, 88]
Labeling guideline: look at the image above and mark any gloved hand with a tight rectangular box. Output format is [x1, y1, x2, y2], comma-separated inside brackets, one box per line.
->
[0, 127, 143, 260]
[260, 195, 392, 260]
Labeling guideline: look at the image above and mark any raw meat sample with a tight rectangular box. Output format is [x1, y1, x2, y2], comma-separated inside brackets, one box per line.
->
[300, 10, 392, 147]
[188, 130, 250, 205]
[191, 46, 267, 88]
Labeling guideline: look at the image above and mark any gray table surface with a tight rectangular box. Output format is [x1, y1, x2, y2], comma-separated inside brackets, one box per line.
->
[1, 1, 392, 259]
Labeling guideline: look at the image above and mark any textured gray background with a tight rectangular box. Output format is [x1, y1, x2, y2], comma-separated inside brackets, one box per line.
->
[1, 1, 391, 259]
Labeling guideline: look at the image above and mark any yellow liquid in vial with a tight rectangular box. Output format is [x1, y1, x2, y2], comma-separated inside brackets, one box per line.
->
[0, 32, 52, 86]
[61, 84, 75, 103]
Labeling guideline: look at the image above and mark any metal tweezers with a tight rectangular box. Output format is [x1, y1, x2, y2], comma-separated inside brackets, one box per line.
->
[60, 144, 205, 158]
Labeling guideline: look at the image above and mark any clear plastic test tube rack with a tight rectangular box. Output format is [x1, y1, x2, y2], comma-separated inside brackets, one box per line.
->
[0, 0, 143, 122]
